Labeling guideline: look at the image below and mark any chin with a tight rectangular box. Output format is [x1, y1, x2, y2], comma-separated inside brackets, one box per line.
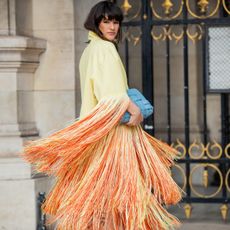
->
[107, 37, 116, 41]
[104, 34, 116, 41]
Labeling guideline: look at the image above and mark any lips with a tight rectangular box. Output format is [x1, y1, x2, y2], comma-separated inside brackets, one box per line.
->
[108, 32, 116, 36]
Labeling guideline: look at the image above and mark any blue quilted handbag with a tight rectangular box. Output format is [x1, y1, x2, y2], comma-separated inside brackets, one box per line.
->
[120, 88, 154, 123]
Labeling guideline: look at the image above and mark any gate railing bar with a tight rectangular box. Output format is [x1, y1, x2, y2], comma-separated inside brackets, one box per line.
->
[150, 17, 230, 26]
[141, 0, 154, 135]
[221, 94, 229, 201]
[37, 192, 47, 230]
[122, 17, 230, 27]
[202, 23, 210, 207]
[202, 25, 208, 146]
[177, 159, 230, 163]
[166, 26, 171, 144]
[182, 197, 230, 203]
[182, 2, 191, 199]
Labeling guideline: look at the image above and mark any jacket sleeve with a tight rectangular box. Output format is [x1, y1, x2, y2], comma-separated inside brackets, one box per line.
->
[91, 42, 128, 101]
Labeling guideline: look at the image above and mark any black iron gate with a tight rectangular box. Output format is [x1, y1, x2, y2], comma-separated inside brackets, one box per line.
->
[116, 0, 230, 219]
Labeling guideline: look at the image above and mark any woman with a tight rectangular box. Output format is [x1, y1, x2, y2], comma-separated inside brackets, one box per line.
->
[22, 1, 182, 229]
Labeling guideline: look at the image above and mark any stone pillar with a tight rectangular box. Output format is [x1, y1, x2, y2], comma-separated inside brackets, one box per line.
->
[0, 36, 49, 230]
[0, 36, 46, 156]
[0, 0, 16, 35]
[0, 1, 52, 229]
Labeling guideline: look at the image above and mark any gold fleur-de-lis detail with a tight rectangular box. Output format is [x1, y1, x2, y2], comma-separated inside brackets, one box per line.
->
[121, 0, 132, 16]
[162, 0, 173, 15]
[197, 0, 209, 13]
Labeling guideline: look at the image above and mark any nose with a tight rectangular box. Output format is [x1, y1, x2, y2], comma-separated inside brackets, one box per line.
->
[110, 22, 115, 30]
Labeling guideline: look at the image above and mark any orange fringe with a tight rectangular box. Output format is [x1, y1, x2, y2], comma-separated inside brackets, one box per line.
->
[21, 96, 183, 230]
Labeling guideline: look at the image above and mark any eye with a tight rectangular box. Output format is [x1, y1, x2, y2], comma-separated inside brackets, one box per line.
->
[113, 21, 119, 24]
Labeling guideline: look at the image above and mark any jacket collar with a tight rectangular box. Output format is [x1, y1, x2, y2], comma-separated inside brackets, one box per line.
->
[88, 31, 101, 41]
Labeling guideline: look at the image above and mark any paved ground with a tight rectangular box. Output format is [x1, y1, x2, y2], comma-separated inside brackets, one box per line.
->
[169, 203, 230, 230]
[180, 222, 229, 230]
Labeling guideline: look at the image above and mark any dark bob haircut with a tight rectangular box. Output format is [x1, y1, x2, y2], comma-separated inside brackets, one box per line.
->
[84, 1, 124, 42]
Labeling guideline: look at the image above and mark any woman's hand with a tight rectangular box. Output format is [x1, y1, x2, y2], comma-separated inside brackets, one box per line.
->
[126, 100, 143, 126]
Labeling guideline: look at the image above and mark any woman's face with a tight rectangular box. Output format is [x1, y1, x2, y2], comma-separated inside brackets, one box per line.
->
[99, 17, 120, 41]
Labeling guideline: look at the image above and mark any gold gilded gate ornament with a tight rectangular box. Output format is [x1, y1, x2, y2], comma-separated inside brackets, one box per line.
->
[120, 0, 141, 22]
[220, 204, 228, 221]
[189, 163, 223, 198]
[170, 139, 225, 159]
[151, 25, 203, 43]
[149, 0, 230, 19]
[197, 0, 209, 13]
[122, 28, 142, 46]
[150, 0, 184, 19]
[121, 0, 132, 16]
[186, 0, 220, 19]
[186, 25, 203, 43]
[224, 143, 230, 158]
[151, 26, 173, 41]
[188, 139, 222, 159]
[162, 0, 173, 15]
[172, 163, 187, 191]
[225, 168, 230, 192]
[171, 139, 186, 158]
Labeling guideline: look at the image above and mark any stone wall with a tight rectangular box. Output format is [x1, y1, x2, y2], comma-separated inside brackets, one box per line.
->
[16, 0, 76, 137]
[0, 0, 77, 229]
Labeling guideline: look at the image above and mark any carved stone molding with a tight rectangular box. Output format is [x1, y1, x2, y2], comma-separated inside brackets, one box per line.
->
[0, 36, 46, 156]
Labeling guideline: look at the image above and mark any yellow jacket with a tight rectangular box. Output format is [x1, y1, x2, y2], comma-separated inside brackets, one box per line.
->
[79, 31, 129, 118]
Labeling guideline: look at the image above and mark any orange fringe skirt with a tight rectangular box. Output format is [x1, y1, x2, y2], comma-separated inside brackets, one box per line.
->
[21, 96, 183, 230]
